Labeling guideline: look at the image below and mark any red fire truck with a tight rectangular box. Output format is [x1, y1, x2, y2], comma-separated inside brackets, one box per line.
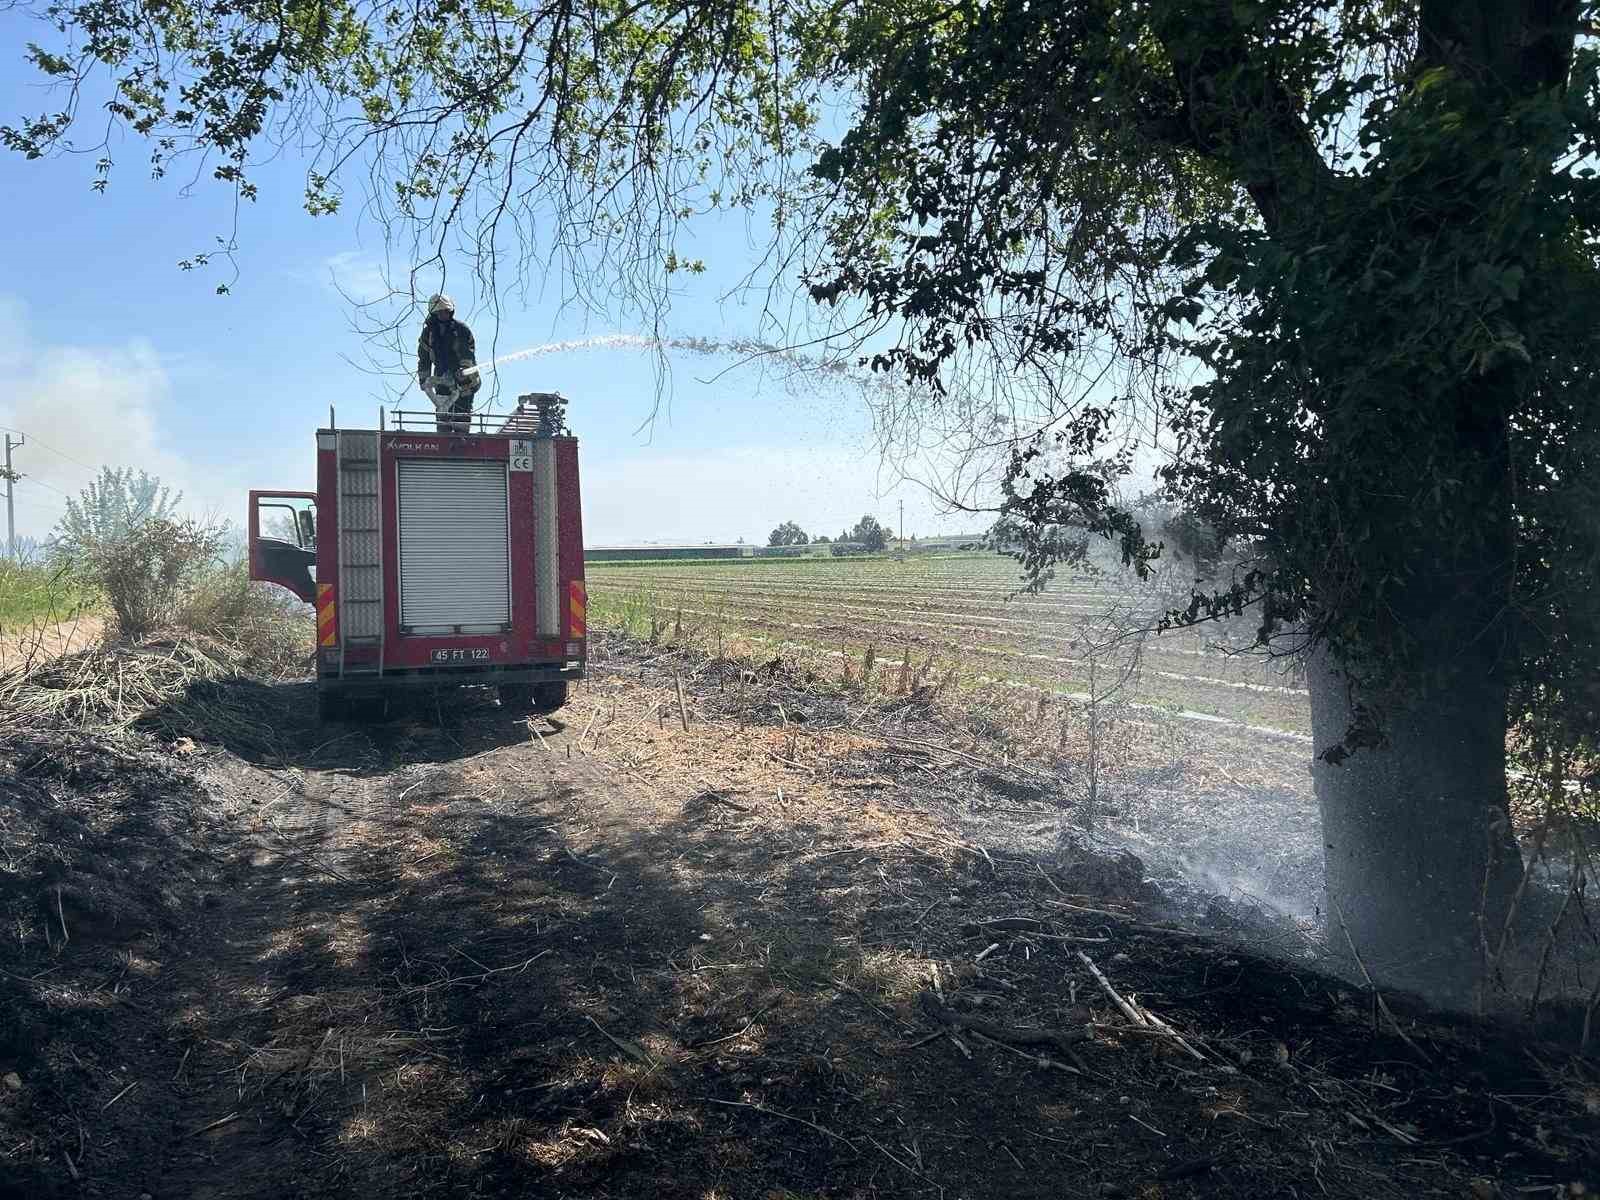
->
[247, 393, 586, 720]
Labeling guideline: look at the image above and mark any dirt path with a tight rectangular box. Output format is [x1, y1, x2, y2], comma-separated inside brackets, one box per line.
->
[3, 636, 1596, 1199]
[0, 614, 103, 674]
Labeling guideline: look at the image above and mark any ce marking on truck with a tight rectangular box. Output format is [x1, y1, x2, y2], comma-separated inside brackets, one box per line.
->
[431, 648, 491, 663]
[509, 439, 534, 472]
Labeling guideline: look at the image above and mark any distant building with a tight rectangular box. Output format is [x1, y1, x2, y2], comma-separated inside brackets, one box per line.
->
[585, 544, 756, 562]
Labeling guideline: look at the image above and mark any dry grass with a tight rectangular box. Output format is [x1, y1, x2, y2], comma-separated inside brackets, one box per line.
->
[175, 560, 315, 678]
[0, 551, 312, 745]
[0, 635, 256, 728]
[0, 572, 313, 762]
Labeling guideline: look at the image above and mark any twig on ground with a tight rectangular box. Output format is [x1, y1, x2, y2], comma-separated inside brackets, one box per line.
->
[1076, 952, 1207, 1062]
[701, 1097, 855, 1149]
[918, 991, 1091, 1059]
[186, 1112, 240, 1138]
[830, 978, 915, 1033]
[867, 1135, 945, 1193]
[964, 917, 1044, 933]
[765, 748, 814, 774]
[1133, 1001, 1210, 1062]
[694, 780, 752, 813]
[577, 703, 602, 752]
[1127, 1113, 1168, 1138]
[1043, 899, 1139, 921]
[1027, 933, 1111, 943]
[586, 1015, 658, 1068]
[1076, 952, 1148, 1027]
[967, 1029, 1081, 1075]
[688, 1002, 781, 1049]
[398, 773, 437, 802]
[1369, 1115, 1420, 1145]
[397, 950, 551, 996]
[102, 1081, 137, 1111]
[55, 886, 69, 945]
[257, 833, 356, 886]
[891, 736, 1051, 782]
[1332, 902, 1433, 1065]
[1036, 862, 1070, 899]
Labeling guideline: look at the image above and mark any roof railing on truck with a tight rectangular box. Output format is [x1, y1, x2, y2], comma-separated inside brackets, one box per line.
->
[378, 392, 569, 436]
[385, 409, 506, 433]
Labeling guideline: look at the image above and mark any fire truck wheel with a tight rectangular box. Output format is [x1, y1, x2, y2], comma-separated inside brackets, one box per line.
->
[532, 682, 569, 713]
[497, 683, 536, 711]
[316, 690, 346, 722]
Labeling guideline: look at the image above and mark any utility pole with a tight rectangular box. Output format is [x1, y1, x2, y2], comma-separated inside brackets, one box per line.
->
[899, 498, 904, 550]
[3, 432, 21, 560]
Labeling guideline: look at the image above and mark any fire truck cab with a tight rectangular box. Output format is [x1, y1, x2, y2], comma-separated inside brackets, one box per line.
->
[249, 393, 587, 720]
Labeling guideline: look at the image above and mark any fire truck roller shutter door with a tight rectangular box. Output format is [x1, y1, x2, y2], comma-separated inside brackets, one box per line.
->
[397, 458, 511, 633]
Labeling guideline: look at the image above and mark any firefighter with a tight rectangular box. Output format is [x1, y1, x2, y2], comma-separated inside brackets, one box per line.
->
[416, 293, 482, 433]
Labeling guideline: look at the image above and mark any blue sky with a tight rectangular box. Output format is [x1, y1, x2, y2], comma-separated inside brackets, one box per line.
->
[0, 22, 989, 548]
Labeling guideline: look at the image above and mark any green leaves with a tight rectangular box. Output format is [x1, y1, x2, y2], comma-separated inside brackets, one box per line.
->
[24, 43, 73, 76]
[6, 0, 1599, 764]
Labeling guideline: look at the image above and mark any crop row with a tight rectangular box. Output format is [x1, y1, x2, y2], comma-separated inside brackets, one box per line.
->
[587, 588, 1310, 733]
[589, 579, 1295, 689]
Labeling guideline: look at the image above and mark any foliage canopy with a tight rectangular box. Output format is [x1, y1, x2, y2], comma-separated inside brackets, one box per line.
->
[8, 2, 1599, 765]
[768, 520, 810, 547]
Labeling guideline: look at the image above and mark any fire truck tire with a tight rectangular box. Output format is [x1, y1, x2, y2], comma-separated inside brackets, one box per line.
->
[497, 683, 536, 711]
[498, 682, 569, 713]
[532, 682, 569, 713]
[316, 690, 345, 722]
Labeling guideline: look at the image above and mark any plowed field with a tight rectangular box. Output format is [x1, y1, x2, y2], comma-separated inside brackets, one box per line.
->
[586, 553, 1310, 740]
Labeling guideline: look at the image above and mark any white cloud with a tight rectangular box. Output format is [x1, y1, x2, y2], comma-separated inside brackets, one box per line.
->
[0, 299, 256, 542]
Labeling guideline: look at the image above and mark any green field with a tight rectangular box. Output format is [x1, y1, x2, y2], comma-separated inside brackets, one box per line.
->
[584, 551, 1311, 736]
[0, 557, 95, 633]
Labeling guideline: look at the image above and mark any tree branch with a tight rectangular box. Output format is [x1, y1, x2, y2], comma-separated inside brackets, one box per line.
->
[1149, 2, 1333, 234]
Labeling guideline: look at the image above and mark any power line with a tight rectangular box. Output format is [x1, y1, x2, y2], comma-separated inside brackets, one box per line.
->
[5, 490, 53, 511]
[21, 476, 71, 498]
[0, 425, 97, 472]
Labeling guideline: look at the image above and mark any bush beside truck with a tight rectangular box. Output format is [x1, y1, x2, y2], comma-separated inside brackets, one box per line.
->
[1, 469, 312, 734]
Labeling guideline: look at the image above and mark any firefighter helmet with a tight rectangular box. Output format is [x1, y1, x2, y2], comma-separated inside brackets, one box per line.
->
[427, 293, 455, 317]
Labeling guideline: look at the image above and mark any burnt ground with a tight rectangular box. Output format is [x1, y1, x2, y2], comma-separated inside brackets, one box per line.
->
[1, 632, 1597, 1200]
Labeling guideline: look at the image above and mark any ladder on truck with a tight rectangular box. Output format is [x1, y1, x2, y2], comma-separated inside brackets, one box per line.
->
[335, 431, 385, 679]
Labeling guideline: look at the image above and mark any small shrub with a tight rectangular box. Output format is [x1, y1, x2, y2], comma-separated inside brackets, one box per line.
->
[177, 559, 313, 678]
[51, 467, 181, 564]
[71, 517, 226, 639]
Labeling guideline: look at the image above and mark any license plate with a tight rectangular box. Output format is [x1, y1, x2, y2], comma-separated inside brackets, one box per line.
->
[430, 648, 491, 663]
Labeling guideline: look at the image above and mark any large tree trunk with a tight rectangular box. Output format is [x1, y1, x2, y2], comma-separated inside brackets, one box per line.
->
[1308, 644, 1524, 1006]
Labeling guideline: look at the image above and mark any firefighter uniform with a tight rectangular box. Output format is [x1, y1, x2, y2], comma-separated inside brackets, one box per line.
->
[417, 312, 482, 432]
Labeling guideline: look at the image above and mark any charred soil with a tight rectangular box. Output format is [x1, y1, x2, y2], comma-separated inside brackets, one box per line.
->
[1, 632, 1596, 1199]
